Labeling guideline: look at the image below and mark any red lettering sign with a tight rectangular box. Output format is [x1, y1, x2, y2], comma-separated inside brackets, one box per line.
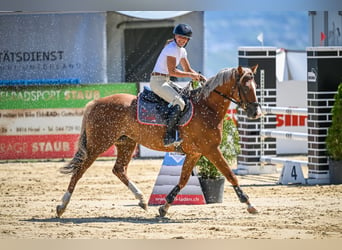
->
[0, 134, 122, 160]
[276, 114, 307, 127]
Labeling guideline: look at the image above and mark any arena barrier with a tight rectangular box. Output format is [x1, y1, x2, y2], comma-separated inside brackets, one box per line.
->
[237, 46, 341, 185]
[259, 106, 308, 184]
[262, 106, 307, 116]
[260, 130, 307, 141]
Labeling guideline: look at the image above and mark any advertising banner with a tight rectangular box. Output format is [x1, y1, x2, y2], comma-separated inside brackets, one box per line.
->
[148, 152, 206, 205]
[0, 83, 137, 160]
[0, 12, 107, 84]
[0, 83, 136, 109]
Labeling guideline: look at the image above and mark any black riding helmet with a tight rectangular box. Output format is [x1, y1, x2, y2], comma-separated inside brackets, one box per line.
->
[173, 23, 192, 39]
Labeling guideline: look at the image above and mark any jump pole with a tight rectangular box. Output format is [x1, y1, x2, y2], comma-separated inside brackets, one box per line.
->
[260, 130, 308, 141]
[262, 106, 307, 116]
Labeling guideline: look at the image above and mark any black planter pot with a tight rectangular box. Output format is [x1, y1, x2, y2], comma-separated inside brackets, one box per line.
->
[329, 159, 342, 184]
[199, 176, 225, 204]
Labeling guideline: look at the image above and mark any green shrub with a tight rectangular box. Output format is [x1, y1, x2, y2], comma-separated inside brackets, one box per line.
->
[326, 83, 342, 160]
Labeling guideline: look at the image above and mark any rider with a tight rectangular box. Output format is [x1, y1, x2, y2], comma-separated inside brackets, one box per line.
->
[150, 23, 207, 147]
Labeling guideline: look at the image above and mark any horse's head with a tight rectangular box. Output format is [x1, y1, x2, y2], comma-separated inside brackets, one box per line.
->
[233, 65, 262, 119]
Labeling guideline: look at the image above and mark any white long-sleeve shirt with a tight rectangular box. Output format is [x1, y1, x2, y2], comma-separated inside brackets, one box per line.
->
[152, 40, 187, 74]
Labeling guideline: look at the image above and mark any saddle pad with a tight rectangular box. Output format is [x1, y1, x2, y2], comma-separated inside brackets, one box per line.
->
[137, 94, 193, 127]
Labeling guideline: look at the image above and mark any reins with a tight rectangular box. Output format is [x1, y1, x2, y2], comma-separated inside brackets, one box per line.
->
[212, 69, 245, 108]
[212, 68, 258, 111]
[213, 89, 241, 106]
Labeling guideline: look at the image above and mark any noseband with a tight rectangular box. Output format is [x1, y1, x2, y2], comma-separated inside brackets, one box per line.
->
[213, 69, 258, 111]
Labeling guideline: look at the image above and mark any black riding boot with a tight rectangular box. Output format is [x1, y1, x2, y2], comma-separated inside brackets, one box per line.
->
[164, 104, 183, 147]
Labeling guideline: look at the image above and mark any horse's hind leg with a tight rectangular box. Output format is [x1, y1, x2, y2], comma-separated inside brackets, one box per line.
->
[56, 148, 100, 218]
[56, 123, 114, 217]
[112, 136, 147, 210]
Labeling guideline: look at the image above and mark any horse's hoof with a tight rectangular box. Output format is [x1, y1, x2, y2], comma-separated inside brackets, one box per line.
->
[158, 206, 167, 217]
[56, 205, 65, 218]
[139, 201, 148, 211]
[247, 205, 258, 214]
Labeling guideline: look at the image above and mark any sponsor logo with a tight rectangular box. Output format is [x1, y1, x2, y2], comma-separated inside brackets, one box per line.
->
[308, 68, 317, 82]
[276, 114, 307, 127]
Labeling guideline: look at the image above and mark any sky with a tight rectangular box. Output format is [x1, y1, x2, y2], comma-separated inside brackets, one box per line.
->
[204, 11, 308, 77]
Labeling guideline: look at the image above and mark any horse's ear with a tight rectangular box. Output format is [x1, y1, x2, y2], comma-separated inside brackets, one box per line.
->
[251, 64, 258, 74]
[237, 66, 244, 75]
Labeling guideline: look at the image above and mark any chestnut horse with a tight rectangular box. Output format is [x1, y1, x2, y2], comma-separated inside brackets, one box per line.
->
[56, 65, 261, 218]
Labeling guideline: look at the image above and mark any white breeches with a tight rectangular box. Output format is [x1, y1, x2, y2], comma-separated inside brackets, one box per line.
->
[149, 75, 185, 111]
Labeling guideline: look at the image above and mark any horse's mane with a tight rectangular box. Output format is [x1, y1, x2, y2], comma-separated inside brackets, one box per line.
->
[200, 68, 235, 99]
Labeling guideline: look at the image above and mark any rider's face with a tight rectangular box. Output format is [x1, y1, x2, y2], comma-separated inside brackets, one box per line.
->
[174, 35, 190, 47]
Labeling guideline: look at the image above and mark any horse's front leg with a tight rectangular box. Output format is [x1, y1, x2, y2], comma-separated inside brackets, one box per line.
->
[159, 153, 201, 217]
[204, 148, 258, 214]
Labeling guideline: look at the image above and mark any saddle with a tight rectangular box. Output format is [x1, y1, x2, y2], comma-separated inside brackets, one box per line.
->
[137, 85, 193, 126]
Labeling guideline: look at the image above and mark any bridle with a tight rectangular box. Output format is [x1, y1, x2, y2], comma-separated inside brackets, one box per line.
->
[213, 68, 258, 111]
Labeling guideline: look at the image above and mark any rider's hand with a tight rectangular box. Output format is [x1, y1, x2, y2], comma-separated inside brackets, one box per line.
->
[192, 72, 205, 81]
[191, 72, 200, 81]
[199, 74, 207, 82]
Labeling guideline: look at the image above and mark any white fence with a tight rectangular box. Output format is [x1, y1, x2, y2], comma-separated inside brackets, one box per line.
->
[260, 106, 308, 184]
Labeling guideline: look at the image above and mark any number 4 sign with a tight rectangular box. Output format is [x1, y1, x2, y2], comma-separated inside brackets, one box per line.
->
[278, 162, 306, 185]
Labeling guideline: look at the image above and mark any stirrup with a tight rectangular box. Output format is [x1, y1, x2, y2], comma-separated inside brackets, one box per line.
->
[172, 139, 183, 147]
[163, 133, 183, 147]
[164, 137, 183, 147]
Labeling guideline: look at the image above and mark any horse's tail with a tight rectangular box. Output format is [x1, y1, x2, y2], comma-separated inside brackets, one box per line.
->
[60, 112, 88, 175]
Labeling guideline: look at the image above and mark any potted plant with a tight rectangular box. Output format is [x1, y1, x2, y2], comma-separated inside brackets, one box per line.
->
[197, 115, 241, 203]
[326, 83, 342, 184]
